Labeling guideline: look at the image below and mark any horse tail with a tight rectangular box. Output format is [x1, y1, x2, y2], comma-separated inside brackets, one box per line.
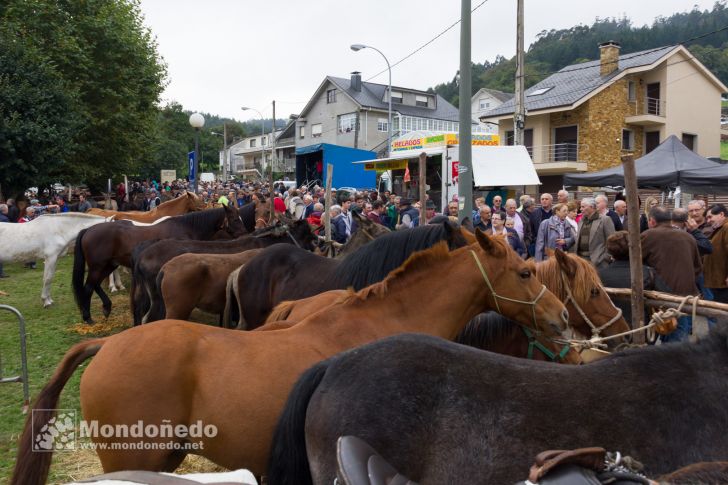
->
[147, 270, 167, 322]
[72, 228, 89, 311]
[223, 266, 239, 328]
[266, 300, 295, 323]
[11, 338, 106, 485]
[130, 242, 154, 326]
[267, 360, 330, 485]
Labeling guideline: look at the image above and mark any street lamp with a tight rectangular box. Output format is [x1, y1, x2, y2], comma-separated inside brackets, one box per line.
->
[189, 113, 205, 193]
[241, 106, 266, 175]
[351, 43, 392, 157]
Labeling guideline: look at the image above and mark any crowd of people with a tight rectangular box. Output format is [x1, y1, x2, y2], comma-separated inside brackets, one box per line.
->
[3, 176, 727, 345]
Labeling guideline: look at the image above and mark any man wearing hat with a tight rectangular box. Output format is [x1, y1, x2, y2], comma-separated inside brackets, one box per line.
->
[396, 198, 419, 230]
[425, 199, 437, 224]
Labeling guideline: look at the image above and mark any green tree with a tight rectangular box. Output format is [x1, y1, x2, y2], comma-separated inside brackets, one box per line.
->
[1, 0, 167, 191]
[0, 26, 82, 198]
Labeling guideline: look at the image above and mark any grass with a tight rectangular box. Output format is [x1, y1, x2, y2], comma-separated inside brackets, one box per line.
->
[721, 141, 728, 160]
[0, 256, 221, 484]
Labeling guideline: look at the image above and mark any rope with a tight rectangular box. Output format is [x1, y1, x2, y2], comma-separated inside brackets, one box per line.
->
[557, 294, 702, 351]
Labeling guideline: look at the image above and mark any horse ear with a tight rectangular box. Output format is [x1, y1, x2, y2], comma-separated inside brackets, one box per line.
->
[442, 219, 454, 236]
[475, 229, 502, 255]
[460, 216, 475, 234]
[554, 248, 577, 279]
[353, 211, 366, 222]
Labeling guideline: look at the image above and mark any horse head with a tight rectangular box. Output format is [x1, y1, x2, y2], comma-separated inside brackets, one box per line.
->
[221, 204, 248, 238]
[551, 249, 630, 349]
[441, 219, 470, 250]
[471, 229, 569, 337]
[187, 191, 207, 211]
[289, 219, 318, 251]
[353, 211, 391, 239]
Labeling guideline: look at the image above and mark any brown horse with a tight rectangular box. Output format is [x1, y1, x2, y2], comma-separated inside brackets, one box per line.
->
[261, 249, 627, 363]
[159, 248, 263, 322]
[86, 192, 204, 222]
[13, 232, 569, 485]
[72, 205, 247, 323]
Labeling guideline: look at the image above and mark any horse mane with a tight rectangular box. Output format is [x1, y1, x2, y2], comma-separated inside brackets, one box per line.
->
[454, 313, 520, 349]
[337, 242, 451, 304]
[330, 223, 460, 290]
[38, 213, 104, 219]
[535, 254, 599, 305]
[172, 207, 226, 232]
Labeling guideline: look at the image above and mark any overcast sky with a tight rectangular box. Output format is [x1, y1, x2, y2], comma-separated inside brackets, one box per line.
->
[138, 0, 716, 123]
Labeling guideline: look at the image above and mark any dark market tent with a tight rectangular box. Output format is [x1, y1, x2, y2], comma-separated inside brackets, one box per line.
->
[679, 163, 728, 194]
[563, 135, 719, 188]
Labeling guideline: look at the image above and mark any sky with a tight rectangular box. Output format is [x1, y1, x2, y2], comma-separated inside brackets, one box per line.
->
[138, 0, 717, 123]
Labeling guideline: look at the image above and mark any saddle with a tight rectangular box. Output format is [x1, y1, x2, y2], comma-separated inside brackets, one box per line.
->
[517, 447, 650, 485]
[336, 436, 418, 485]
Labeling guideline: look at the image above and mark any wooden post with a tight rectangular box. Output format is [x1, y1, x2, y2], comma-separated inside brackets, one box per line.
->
[324, 163, 333, 242]
[606, 288, 728, 319]
[106, 178, 111, 210]
[418, 152, 427, 225]
[269, 101, 275, 223]
[622, 154, 645, 343]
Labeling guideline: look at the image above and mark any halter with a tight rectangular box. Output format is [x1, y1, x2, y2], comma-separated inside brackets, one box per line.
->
[285, 226, 301, 248]
[559, 271, 623, 338]
[470, 250, 549, 331]
[522, 326, 572, 362]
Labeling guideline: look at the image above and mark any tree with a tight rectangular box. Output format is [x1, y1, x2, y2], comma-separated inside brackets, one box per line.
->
[0, 26, 82, 198]
[1, 0, 167, 190]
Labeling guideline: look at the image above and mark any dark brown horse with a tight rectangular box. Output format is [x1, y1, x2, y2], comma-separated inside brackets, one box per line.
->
[12, 233, 569, 485]
[226, 220, 470, 329]
[72, 205, 246, 323]
[130, 218, 318, 324]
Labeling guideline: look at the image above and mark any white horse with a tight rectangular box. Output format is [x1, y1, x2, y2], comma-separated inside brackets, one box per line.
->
[0, 213, 113, 307]
[106, 216, 173, 292]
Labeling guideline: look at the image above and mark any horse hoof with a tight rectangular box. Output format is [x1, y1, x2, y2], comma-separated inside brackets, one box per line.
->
[84, 318, 95, 325]
[103, 308, 112, 318]
[118, 285, 126, 291]
[109, 287, 118, 293]
[43, 301, 53, 308]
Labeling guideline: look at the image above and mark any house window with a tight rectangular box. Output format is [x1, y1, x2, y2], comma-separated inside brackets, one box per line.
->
[261, 137, 267, 146]
[622, 129, 634, 150]
[299, 126, 305, 139]
[312, 123, 322, 137]
[415, 95, 428, 107]
[338, 113, 357, 133]
[682, 133, 697, 151]
[250, 139, 256, 148]
[479, 98, 490, 110]
[390, 90, 403, 103]
[527, 87, 553, 97]
[627, 81, 636, 102]
[377, 118, 388, 132]
[326, 89, 337, 104]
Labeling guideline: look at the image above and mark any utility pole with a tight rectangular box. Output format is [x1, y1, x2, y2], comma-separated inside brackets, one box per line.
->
[514, 0, 525, 146]
[269, 100, 275, 222]
[222, 122, 228, 181]
[458, 0, 473, 222]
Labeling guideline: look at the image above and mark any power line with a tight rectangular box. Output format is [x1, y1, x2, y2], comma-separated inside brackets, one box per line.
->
[365, 0, 491, 82]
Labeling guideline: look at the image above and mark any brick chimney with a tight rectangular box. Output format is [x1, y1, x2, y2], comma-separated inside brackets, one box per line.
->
[350, 71, 362, 92]
[599, 41, 621, 76]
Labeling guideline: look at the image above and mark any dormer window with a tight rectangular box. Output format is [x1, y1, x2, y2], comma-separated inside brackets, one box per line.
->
[415, 95, 429, 107]
[390, 90, 403, 104]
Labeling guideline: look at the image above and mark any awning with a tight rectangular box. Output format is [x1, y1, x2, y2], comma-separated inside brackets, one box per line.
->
[352, 147, 447, 165]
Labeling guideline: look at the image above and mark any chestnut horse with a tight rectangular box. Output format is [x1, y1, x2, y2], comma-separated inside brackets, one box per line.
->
[227, 220, 470, 329]
[13, 232, 569, 485]
[72, 205, 246, 323]
[86, 192, 204, 222]
[262, 249, 627, 363]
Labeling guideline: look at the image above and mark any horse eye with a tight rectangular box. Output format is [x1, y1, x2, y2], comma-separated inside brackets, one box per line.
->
[520, 270, 531, 279]
[591, 288, 600, 297]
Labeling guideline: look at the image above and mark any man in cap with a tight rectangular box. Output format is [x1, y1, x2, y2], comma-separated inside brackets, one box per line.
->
[396, 198, 419, 230]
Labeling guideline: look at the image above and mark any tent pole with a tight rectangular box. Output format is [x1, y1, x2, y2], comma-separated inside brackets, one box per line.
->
[622, 154, 645, 344]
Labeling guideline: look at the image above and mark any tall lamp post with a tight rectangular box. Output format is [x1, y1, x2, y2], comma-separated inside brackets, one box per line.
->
[189, 113, 205, 193]
[351, 44, 392, 157]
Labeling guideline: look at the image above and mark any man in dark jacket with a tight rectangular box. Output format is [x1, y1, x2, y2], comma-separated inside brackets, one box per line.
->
[642, 206, 702, 342]
[329, 204, 348, 244]
[596, 194, 623, 231]
[396, 198, 419, 229]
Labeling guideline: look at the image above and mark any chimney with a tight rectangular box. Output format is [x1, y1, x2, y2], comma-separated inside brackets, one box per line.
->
[598, 41, 621, 76]
[350, 71, 362, 92]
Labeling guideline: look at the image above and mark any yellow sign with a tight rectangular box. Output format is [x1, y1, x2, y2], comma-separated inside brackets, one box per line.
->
[391, 132, 499, 152]
[363, 160, 409, 171]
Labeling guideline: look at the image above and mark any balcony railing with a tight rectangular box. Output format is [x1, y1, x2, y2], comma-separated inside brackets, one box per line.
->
[529, 143, 586, 163]
[271, 158, 295, 173]
[631, 97, 666, 117]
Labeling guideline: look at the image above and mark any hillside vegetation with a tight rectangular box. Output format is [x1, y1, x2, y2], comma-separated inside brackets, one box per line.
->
[432, 2, 728, 105]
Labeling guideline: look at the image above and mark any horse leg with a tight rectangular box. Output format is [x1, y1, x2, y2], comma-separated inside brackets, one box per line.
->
[88, 264, 116, 319]
[108, 269, 125, 292]
[40, 255, 59, 308]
